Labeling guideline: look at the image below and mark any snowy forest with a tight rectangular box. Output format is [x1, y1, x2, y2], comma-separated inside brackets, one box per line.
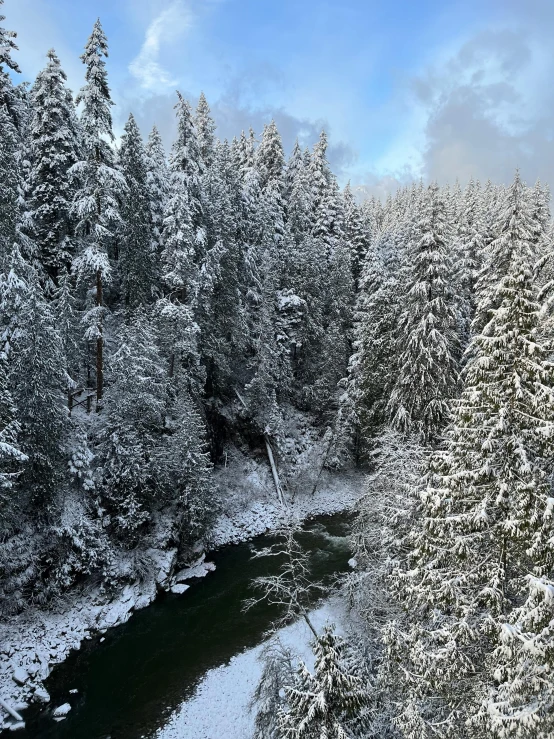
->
[2, 1, 554, 737]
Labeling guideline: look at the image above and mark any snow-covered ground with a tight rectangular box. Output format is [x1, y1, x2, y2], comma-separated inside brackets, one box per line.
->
[0, 459, 362, 732]
[208, 451, 362, 547]
[155, 598, 348, 739]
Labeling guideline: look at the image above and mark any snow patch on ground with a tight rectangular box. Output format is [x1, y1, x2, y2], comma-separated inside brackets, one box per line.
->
[156, 598, 348, 739]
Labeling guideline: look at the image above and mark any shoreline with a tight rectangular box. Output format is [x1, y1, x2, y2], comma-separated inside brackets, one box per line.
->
[0, 468, 362, 732]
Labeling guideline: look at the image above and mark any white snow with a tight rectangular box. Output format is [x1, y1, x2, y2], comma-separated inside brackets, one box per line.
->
[172, 555, 216, 583]
[170, 584, 190, 595]
[53, 703, 71, 717]
[156, 599, 348, 739]
[11, 669, 28, 687]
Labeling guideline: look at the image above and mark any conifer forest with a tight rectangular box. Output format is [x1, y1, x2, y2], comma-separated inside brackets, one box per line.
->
[1, 2, 554, 737]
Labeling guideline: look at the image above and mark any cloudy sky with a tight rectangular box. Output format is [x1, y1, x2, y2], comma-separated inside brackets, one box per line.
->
[6, 0, 554, 196]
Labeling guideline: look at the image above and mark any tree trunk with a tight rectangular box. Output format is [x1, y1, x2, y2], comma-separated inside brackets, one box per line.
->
[96, 269, 103, 409]
[265, 437, 286, 507]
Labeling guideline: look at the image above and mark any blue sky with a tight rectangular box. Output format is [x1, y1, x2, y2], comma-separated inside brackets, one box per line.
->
[6, 0, 554, 196]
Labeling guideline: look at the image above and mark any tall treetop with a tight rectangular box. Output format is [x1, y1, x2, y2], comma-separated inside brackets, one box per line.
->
[76, 18, 114, 141]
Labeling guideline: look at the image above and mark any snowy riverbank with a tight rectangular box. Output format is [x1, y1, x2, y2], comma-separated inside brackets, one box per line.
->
[155, 598, 349, 739]
[0, 464, 363, 733]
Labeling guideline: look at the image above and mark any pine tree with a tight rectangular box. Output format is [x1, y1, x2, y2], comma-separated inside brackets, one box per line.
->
[279, 627, 371, 739]
[72, 19, 124, 407]
[118, 113, 156, 307]
[387, 182, 459, 439]
[10, 270, 68, 511]
[195, 91, 216, 171]
[255, 120, 285, 192]
[98, 309, 167, 538]
[0, 0, 24, 130]
[0, 105, 20, 264]
[145, 124, 170, 257]
[26, 49, 81, 285]
[171, 92, 206, 263]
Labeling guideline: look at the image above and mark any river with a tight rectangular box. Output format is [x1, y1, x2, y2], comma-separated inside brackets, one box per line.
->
[19, 512, 353, 739]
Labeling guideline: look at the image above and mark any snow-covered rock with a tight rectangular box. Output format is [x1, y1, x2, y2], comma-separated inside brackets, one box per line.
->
[32, 687, 50, 704]
[53, 703, 71, 718]
[11, 668, 28, 686]
[172, 555, 216, 583]
[170, 584, 190, 595]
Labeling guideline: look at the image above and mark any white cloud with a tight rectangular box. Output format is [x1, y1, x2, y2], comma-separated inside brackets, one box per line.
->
[129, 1, 193, 91]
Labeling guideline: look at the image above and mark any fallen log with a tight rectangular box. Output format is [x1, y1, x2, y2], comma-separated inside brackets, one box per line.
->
[0, 697, 23, 723]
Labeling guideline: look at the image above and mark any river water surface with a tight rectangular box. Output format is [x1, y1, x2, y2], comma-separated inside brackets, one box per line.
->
[20, 513, 352, 739]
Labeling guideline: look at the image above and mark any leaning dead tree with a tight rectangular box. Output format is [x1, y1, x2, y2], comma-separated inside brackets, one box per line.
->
[243, 519, 324, 638]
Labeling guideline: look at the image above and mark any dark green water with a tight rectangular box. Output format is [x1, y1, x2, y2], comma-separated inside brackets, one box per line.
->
[19, 513, 352, 739]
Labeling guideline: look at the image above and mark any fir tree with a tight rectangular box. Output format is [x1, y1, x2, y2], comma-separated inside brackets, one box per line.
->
[145, 124, 170, 257]
[284, 138, 303, 202]
[10, 270, 68, 511]
[474, 172, 536, 333]
[118, 113, 156, 307]
[387, 182, 459, 440]
[343, 182, 368, 285]
[98, 309, 166, 538]
[0, 105, 20, 264]
[279, 627, 371, 739]
[171, 92, 206, 263]
[0, 0, 24, 130]
[255, 120, 285, 192]
[195, 91, 216, 171]
[72, 19, 124, 406]
[26, 49, 81, 285]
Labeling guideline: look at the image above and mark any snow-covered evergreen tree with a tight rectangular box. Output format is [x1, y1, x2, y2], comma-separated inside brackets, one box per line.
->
[279, 627, 371, 739]
[387, 182, 459, 439]
[343, 182, 368, 284]
[195, 91, 216, 171]
[0, 0, 23, 130]
[10, 269, 68, 511]
[0, 105, 20, 265]
[118, 113, 156, 307]
[255, 120, 285, 192]
[98, 309, 167, 538]
[170, 92, 206, 263]
[145, 125, 170, 256]
[72, 19, 124, 406]
[385, 196, 554, 735]
[26, 49, 81, 285]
